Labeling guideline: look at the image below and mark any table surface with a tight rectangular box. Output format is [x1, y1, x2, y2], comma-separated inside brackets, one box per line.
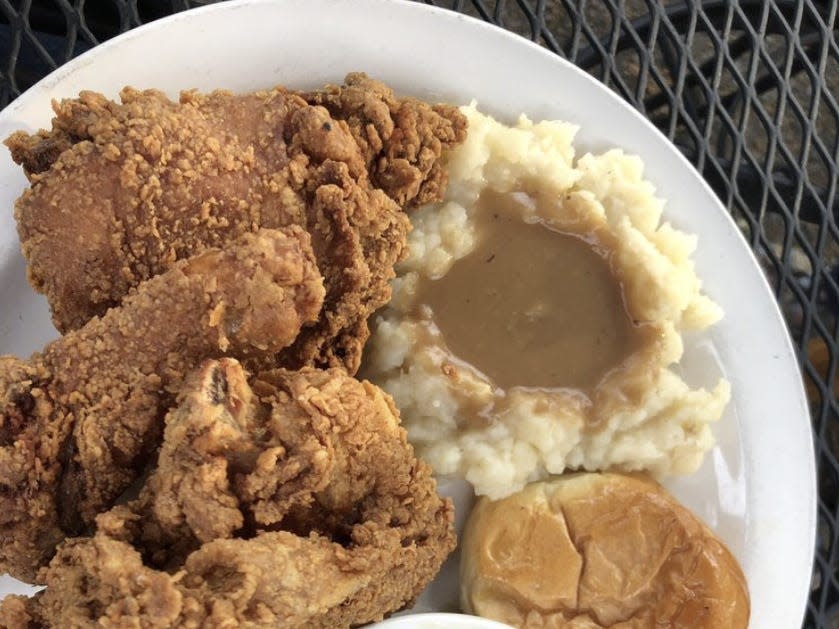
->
[0, 1, 836, 627]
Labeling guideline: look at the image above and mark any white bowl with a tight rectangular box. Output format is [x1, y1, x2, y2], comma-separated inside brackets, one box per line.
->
[369, 613, 515, 629]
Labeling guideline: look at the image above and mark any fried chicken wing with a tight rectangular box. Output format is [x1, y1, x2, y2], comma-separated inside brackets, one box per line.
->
[2, 359, 455, 628]
[7, 75, 467, 372]
[0, 229, 324, 582]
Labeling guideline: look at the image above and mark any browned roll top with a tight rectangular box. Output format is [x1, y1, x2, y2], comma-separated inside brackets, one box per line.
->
[461, 473, 750, 628]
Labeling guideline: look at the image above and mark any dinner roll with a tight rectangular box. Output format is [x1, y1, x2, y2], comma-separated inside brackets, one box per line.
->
[460, 473, 749, 628]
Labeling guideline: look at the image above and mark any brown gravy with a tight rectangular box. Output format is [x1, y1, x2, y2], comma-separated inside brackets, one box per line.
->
[414, 190, 643, 392]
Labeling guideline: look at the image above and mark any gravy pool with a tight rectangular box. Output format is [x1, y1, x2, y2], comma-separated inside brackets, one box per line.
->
[414, 190, 644, 392]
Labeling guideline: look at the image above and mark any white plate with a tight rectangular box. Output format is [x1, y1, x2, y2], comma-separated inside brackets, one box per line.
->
[0, 0, 815, 626]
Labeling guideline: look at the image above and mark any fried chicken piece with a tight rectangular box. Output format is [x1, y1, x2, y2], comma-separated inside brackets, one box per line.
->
[7, 76, 467, 372]
[0, 533, 371, 629]
[302, 72, 468, 208]
[0, 229, 324, 582]
[2, 359, 455, 628]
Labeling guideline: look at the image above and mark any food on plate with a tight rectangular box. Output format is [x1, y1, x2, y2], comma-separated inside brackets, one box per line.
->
[0, 359, 455, 628]
[6, 73, 466, 372]
[0, 68, 747, 627]
[303, 73, 464, 208]
[0, 228, 324, 582]
[363, 105, 731, 498]
[460, 473, 750, 628]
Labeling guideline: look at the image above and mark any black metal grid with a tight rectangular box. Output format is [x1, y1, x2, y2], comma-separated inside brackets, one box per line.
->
[0, 1, 835, 626]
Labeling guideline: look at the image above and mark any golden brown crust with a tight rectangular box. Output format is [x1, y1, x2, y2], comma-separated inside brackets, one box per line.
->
[0, 229, 323, 582]
[461, 473, 750, 628]
[4, 360, 455, 628]
[0, 75, 466, 623]
[301, 72, 468, 208]
[6, 76, 467, 372]
[0, 595, 34, 628]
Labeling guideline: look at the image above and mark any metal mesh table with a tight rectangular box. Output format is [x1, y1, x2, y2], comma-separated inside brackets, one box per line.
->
[0, 0, 835, 626]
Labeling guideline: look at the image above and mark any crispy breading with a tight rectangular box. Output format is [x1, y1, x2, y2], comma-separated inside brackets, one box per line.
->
[0, 229, 324, 582]
[6, 75, 466, 373]
[302, 72, 468, 208]
[2, 360, 455, 628]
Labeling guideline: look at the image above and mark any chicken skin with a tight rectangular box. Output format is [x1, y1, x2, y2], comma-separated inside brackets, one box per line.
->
[0, 359, 456, 628]
[7, 74, 467, 373]
[0, 228, 324, 582]
[303, 72, 465, 208]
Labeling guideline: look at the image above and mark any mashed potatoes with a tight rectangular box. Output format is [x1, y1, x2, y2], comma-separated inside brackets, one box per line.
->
[363, 106, 730, 500]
